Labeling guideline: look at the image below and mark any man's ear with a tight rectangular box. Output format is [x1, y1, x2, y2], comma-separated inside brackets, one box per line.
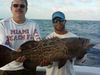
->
[63, 20, 66, 24]
[10, 7, 12, 11]
[10, 4, 13, 11]
[65, 20, 67, 22]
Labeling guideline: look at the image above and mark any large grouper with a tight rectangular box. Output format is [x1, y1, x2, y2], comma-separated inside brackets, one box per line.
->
[0, 37, 94, 69]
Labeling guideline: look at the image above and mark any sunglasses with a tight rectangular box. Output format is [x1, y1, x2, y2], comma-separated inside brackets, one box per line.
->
[12, 4, 25, 8]
[53, 18, 64, 23]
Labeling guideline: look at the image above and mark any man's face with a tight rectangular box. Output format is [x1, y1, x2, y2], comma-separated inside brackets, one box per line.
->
[53, 18, 66, 31]
[11, 0, 27, 18]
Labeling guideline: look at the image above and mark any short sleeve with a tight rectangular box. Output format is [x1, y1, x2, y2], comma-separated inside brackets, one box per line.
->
[0, 22, 6, 44]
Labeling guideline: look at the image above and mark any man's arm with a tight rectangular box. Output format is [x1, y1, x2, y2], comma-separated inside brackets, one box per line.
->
[0, 22, 7, 44]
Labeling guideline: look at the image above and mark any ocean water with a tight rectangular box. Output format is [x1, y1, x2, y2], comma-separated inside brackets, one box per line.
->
[34, 19, 100, 67]
[0, 19, 100, 67]
[34, 20, 100, 44]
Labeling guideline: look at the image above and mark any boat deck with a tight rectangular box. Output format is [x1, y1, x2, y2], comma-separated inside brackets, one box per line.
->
[36, 66, 100, 75]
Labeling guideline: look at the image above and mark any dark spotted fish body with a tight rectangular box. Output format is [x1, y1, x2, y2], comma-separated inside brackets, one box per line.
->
[62, 37, 91, 60]
[0, 37, 92, 68]
[0, 38, 68, 68]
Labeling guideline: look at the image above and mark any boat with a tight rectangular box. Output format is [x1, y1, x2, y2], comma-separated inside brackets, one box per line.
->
[36, 65, 100, 75]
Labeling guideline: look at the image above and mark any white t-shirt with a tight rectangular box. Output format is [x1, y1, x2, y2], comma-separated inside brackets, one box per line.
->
[46, 32, 78, 75]
[0, 18, 41, 71]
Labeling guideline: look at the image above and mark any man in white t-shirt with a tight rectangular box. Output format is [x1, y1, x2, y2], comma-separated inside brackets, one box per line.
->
[0, 0, 41, 75]
[46, 11, 85, 75]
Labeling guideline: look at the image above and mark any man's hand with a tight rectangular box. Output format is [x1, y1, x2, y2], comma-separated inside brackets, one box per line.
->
[16, 56, 26, 62]
[15, 48, 26, 62]
[40, 59, 51, 66]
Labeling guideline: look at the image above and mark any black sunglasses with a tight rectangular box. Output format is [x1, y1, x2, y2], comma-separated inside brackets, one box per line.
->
[53, 18, 64, 23]
[12, 4, 25, 8]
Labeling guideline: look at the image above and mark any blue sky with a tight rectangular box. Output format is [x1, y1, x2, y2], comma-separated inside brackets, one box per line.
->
[0, 0, 99, 20]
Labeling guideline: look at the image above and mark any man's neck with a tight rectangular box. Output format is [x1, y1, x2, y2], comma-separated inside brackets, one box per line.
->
[55, 30, 68, 35]
[12, 17, 26, 24]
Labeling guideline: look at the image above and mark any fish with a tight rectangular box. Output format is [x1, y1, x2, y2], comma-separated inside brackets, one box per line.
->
[0, 37, 93, 69]
[0, 37, 68, 68]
